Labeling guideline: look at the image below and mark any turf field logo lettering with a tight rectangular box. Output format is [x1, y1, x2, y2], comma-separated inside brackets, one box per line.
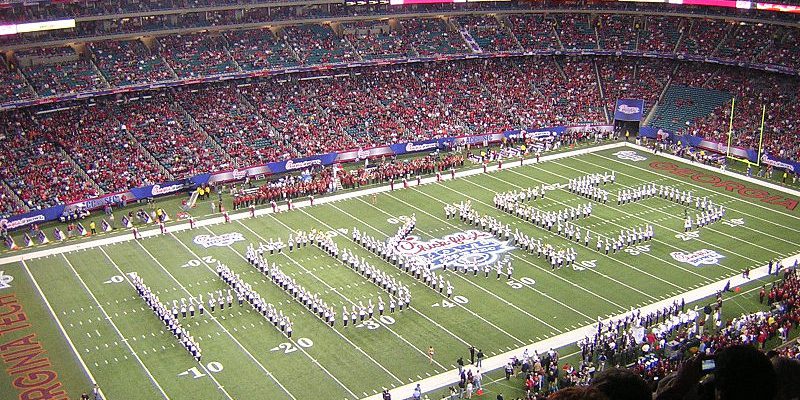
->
[612, 150, 647, 162]
[670, 249, 725, 267]
[193, 232, 245, 248]
[721, 218, 744, 227]
[0, 270, 13, 290]
[675, 231, 700, 241]
[394, 230, 515, 270]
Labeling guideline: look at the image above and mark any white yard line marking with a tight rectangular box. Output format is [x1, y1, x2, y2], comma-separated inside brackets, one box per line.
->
[405, 184, 662, 301]
[131, 239, 299, 400]
[559, 157, 787, 256]
[292, 209, 474, 348]
[361, 251, 800, 400]
[237, 219, 448, 371]
[96, 247, 234, 400]
[57, 255, 171, 399]
[188, 227, 389, 392]
[596, 146, 800, 229]
[21, 260, 108, 400]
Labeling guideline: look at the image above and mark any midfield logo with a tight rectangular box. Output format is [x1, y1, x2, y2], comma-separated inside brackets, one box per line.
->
[393, 230, 515, 270]
[0, 270, 13, 290]
[670, 249, 725, 267]
[612, 150, 647, 162]
[193, 232, 245, 248]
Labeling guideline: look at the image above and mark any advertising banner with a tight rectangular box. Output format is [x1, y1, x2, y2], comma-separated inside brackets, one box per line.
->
[614, 99, 645, 122]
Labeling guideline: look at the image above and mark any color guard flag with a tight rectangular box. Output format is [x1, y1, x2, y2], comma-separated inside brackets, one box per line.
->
[77, 222, 88, 236]
[102, 219, 112, 232]
[121, 215, 133, 228]
[37, 230, 49, 244]
[23, 233, 33, 247]
[54, 228, 65, 241]
[4, 235, 18, 250]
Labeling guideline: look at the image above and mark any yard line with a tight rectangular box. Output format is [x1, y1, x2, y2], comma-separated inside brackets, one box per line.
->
[292, 208, 473, 348]
[290, 209, 522, 348]
[567, 156, 795, 250]
[235, 217, 448, 371]
[361, 249, 800, 400]
[58, 254, 171, 400]
[96, 247, 234, 400]
[593, 149, 800, 230]
[21, 260, 108, 400]
[337, 197, 603, 323]
[557, 157, 787, 256]
[131, 239, 300, 400]
[509, 162, 762, 273]
[403, 184, 662, 301]
[192, 226, 403, 389]
[330, 198, 563, 335]
[476, 171, 727, 279]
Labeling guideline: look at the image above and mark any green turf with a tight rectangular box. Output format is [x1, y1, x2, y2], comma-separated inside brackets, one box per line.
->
[2, 145, 798, 400]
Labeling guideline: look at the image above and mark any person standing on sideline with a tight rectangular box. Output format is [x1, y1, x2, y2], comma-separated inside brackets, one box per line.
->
[476, 349, 484, 367]
[89, 221, 97, 235]
[428, 346, 435, 364]
[457, 356, 464, 373]
[412, 384, 421, 400]
[469, 345, 476, 365]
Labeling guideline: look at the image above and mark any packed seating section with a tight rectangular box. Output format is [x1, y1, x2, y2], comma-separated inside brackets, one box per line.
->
[1, 14, 800, 215]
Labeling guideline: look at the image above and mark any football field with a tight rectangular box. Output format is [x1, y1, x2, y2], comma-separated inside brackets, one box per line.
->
[1, 143, 799, 400]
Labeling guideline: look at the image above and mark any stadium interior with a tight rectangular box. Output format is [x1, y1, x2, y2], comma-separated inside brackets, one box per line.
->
[0, 0, 799, 399]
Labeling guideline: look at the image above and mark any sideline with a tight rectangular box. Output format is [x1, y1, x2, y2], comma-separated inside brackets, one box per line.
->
[362, 253, 800, 400]
[1, 142, 626, 266]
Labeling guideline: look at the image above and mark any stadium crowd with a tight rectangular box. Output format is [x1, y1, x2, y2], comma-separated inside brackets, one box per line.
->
[0, 12, 799, 218]
[3, 51, 800, 218]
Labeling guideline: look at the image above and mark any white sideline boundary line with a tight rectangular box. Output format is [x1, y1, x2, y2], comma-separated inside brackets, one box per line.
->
[361, 253, 800, 400]
[1, 142, 626, 266]
[21, 260, 108, 400]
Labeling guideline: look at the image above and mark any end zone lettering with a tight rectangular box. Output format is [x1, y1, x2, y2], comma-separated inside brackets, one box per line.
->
[0, 294, 69, 400]
[649, 162, 799, 211]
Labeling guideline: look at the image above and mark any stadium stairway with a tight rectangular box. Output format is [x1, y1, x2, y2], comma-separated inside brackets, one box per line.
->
[121, 122, 176, 181]
[88, 58, 110, 88]
[0, 181, 28, 214]
[643, 63, 679, 125]
[59, 147, 103, 195]
[592, 59, 610, 123]
[460, 28, 482, 53]
[647, 84, 733, 133]
[174, 101, 234, 166]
